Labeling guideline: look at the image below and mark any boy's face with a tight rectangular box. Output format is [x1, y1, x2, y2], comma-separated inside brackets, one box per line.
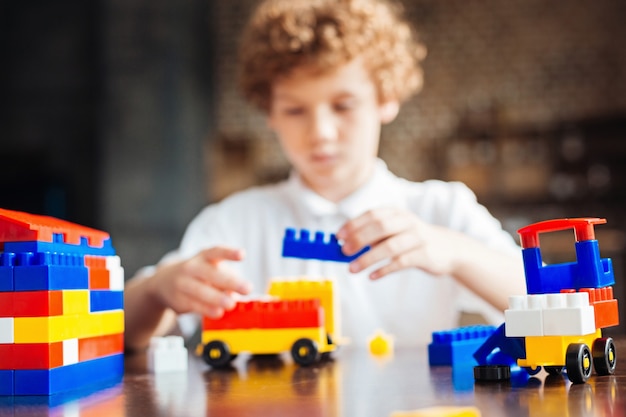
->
[268, 58, 399, 202]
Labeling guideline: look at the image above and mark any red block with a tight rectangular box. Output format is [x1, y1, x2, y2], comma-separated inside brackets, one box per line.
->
[85, 256, 111, 289]
[79, 333, 124, 362]
[2, 342, 64, 370]
[0, 291, 63, 317]
[203, 299, 323, 330]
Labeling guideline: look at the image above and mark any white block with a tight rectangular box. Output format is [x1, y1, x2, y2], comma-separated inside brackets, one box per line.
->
[505, 295, 546, 337]
[0, 318, 14, 343]
[147, 336, 188, 373]
[63, 338, 79, 365]
[543, 293, 595, 336]
[107, 256, 125, 290]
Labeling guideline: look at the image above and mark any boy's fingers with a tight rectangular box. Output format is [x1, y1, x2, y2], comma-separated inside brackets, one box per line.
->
[180, 278, 238, 311]
[349, 231, 420, 273]
[206, 268, 252, 294]
[200, 246, 245, 263]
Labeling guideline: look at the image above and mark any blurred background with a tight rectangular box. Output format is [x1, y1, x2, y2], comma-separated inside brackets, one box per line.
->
[1, 0, 625, 331]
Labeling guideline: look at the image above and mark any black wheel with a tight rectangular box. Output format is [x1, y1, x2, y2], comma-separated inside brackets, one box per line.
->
[566, 343, 593, 384]
[202, 340, 232, 368]
[473, 365, 511, 382]
[592, 337, 616, 375]
[291, 338, 320, 366]
[545, 366, 564, 376]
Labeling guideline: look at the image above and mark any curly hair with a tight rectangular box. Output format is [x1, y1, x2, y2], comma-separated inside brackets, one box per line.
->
[239, 0, 427, 112]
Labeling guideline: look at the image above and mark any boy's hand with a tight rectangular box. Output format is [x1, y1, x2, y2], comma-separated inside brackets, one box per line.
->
[149, 246, 252, 319]
[337, 208, 461, 280]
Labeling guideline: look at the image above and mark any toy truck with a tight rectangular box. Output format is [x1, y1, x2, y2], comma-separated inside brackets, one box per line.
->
[504, 218, 619, 383]
[197, 279, 338, 368]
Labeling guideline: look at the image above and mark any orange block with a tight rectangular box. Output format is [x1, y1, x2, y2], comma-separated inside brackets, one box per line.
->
[79, 333, 124, 362]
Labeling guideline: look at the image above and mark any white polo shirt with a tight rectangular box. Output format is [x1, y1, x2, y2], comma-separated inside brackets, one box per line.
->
[156, 159, 520, 347]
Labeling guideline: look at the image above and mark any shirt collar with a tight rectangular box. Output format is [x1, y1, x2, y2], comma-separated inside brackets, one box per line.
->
[286, 159, 402, 220]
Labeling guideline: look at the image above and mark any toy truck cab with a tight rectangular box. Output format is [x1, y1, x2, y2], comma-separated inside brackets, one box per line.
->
[505, 218, 619, 383]
[197, 279, 338, 368]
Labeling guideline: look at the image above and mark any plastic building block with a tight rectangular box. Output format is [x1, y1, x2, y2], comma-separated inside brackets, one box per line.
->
[505, 292, 596, 337]
[147, 336, 189, 373]
[368, 330, 394, 356]
[0, 318, 14, 343]
[202, 299, 322, 330]
[564, 287, 619, 329]
[473, 324, 526, 367]
[268, 278, 338, 339]
[0, 208, 125, 396]
[428, 325, 497, 367]
[0, 208, 112, 249]
[389, 406, 481, 417]
[90, 290, 124, 312]
[518, 329, 601, 370]
[282, 228, 369, 262]
[78, 333, 124, 362]
[13, 353, 124, 395]
[518, 218, 615, 294]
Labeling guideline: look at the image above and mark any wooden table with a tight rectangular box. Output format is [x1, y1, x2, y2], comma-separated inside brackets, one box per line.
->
[1, 338, 625, 416]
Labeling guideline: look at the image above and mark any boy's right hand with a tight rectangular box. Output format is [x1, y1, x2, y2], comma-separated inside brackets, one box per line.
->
[148, 246, 251, 319]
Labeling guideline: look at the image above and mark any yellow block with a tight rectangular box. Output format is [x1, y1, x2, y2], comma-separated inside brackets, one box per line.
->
[78, 310, 125, 339]
[200, 327, 334, 355]
[62, 290, 90, 314]
[268, 278, 338, 340]
[14, 316, 79, 343]
[390, 406, 481, 417]
[518, 329, 602, 368]
[14, 310, 124, 343]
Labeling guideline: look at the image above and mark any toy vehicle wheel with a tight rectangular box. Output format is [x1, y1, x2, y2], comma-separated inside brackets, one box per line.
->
[473, 365, 511, 382]
[545, 366, 563, 376]
[291, 338, 320, 366]
[202, 340, 232, 368]
[565, 343, 593, 384]
[592, 337, 616, 375]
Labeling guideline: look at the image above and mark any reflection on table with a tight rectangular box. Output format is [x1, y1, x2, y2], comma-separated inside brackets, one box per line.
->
[0, 338, 625, 417]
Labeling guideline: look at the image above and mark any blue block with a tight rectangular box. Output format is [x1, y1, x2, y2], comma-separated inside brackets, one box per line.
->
[282, 228, 369, 263]
[574, 240, 615, 288]
[0, 252, 15, 291]
[523, 241, 615, 294]
[428, 325, 497, 367]
[4, 237, 115, 257]
[13, 252, 89, 291]
[90, 290, 124, 312]
[473, 323, 526, 366]
[14, 354, 124, 395]
[0, 370, 14, 395]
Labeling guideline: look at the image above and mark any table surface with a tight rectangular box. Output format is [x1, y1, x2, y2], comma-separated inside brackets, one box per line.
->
[1, 337, 625, 417]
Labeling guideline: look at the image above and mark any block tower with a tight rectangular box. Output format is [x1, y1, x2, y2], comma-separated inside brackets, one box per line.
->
[0, 208, 124, 395]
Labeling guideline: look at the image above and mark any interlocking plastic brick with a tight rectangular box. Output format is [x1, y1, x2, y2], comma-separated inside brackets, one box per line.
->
[147, 336, 188, 373]
[90, 290, 124, 312]
[202, 299, 322, 331]
[542, 292, 595, 336]
[473, 323, 526, 367]
[0, 208, 112, 249]
[0, 253, 15, 291]
[428, 325, 497, 366]
[0, 317, 14, 344]
[505, 294, 546, 337]
[13, 252, 89, 291]
[13, 353, 124, 395]
[282, 228, 369, 262]
[78, 333, 124, 362]
[568, 287, 620, 329]
[0, 291, 64, 317]
[0, 370, 14, 395]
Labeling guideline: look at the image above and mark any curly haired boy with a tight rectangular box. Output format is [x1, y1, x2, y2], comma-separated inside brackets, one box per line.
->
[125, 0, 526, 351]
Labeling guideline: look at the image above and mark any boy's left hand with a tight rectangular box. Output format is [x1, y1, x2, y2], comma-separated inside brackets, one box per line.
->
[336, 208, 461, 280]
